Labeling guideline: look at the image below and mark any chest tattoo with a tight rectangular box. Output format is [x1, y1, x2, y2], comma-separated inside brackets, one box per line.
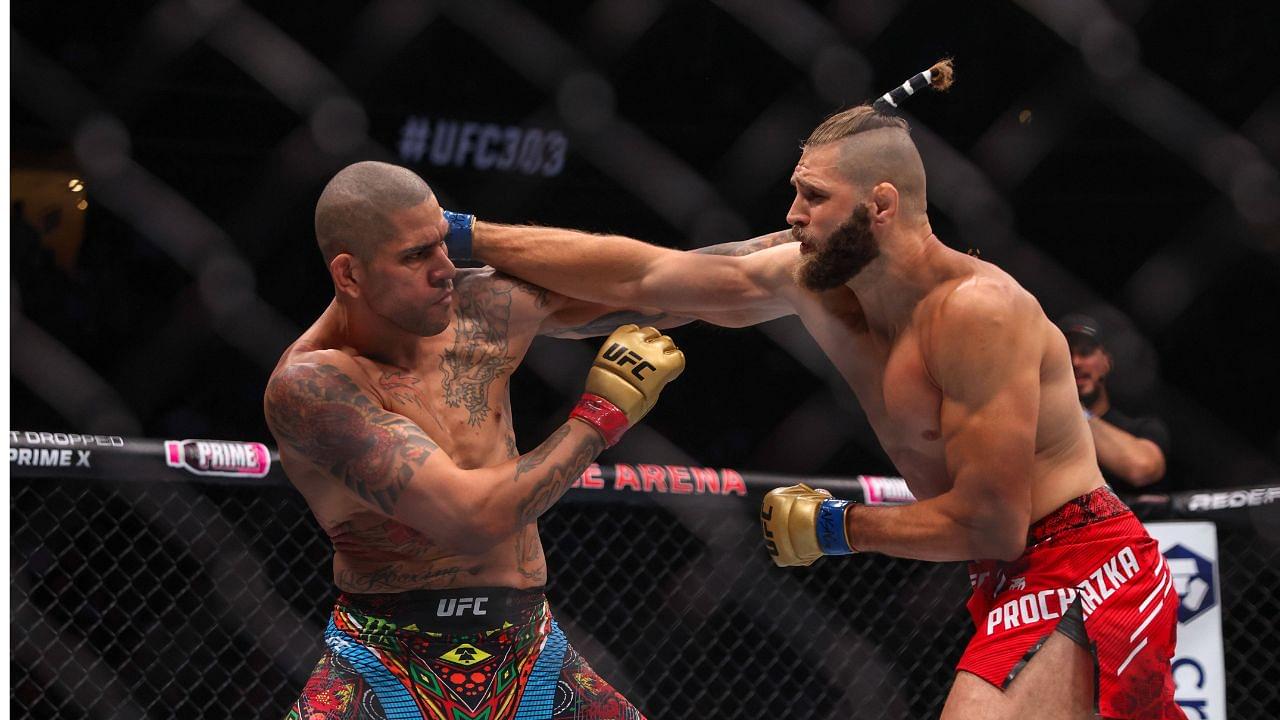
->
[379, 370, 449, 434]
[440, 280, 519, 426]
[378, 370, 424, 408]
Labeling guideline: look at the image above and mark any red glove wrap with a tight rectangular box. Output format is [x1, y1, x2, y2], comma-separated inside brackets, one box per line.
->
[569, 393, 629, 447]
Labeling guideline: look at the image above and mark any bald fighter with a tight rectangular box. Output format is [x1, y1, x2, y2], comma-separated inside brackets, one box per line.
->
[450, 63, 1180, 719]
[264, 161, 685, 720]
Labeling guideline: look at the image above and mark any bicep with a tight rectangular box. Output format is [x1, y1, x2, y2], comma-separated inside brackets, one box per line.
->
[265, 363, 462, 522]
[931, 298, 1042, 525]
[939, 363, 1040, 494]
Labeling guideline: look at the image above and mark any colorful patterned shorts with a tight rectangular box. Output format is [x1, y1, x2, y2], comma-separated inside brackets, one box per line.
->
[286, 587, 645, 720]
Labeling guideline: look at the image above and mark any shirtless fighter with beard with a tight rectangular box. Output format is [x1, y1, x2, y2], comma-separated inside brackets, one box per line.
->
[449, 63, 1182, 719]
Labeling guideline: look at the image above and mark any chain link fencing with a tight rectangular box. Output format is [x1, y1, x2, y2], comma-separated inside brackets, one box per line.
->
[10, 470, 1279, 719]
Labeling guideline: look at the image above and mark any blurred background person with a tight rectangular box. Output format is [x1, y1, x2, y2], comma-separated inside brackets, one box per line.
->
[1059, 313, 1171, 493]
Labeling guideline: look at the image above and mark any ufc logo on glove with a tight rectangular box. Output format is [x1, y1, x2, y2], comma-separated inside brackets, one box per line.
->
[601, 343, 657, 380]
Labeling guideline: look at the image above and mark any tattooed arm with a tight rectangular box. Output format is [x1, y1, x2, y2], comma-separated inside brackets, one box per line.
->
[525, 231, 797, 337]
[538, 306, 682, 339]
[688, 231, 796, 257]
[264, 352, 604, 553]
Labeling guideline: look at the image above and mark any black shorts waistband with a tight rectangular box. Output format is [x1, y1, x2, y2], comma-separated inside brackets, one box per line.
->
[336, 586, 547, 632]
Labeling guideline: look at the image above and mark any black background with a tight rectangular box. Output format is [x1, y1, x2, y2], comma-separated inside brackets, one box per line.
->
[12, 0, 1280, 489]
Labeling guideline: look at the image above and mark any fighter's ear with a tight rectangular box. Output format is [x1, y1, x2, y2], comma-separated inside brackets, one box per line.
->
[870, 182, 899, 222]
[330, 253, 362, 298]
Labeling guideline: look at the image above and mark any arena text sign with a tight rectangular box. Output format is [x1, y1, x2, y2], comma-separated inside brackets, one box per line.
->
[397, 116, 568, 177]
[572, 463, 748, 496]
[1184, 487, 1280, 511]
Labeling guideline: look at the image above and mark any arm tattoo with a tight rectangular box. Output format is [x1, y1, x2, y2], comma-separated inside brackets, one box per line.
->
[441, 275, 519, 426]
[513, 425, 571, 481]
[692, 232, 792, 256]
[541, 309, 675, 339]
[265, 364, 437, 515]
[513, 425, 597, 582]
[514, 428, 605, 525]
[508, 276, 551, 309]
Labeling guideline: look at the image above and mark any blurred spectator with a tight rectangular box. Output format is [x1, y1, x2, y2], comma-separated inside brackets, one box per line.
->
[1058, 314, 1172, 492]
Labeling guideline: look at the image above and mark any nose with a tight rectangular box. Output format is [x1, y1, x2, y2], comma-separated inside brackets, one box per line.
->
[431, 244, 457, 285]
[786, 195, 807, 228]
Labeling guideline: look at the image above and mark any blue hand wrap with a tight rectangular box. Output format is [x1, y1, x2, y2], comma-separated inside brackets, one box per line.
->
[816, 499, 855, 555]
[443, 210, 475, 261]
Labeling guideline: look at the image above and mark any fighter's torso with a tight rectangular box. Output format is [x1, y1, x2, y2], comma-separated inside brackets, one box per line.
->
[781, 255, 1101, 521]
[274, 269, 555, 593]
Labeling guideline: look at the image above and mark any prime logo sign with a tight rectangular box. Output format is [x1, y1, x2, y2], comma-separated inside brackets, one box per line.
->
[164, 439, 271, 478]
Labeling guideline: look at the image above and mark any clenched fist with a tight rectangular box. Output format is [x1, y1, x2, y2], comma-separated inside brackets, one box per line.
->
[570, 325, 685, 446]
[761, 483, 857, 567]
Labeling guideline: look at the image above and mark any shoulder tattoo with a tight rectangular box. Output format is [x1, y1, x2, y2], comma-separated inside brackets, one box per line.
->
[265, 364, 438, 514]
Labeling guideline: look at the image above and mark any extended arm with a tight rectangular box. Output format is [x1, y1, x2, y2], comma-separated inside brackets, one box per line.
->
[1088, 416, 1166, 487]
[536, 231, 797, 337]
[763, 284, 1040, 564]
[474, 222, 793, 322]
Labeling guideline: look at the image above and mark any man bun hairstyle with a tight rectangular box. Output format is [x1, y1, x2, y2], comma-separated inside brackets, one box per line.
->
[872, 58, 955, 112]
[805, 58, 954, 148]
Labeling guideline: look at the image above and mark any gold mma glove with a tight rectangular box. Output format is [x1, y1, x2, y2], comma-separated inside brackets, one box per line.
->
[570, 325, 685, 446]
[761, 483, 857, 567]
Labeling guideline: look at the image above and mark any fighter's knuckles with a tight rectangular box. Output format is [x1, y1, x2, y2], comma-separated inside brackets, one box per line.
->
[663, 353, 685, 382]
[651, 334, 675, 352]
[775, 486, 812, 500]
[641, 344, 683, 378]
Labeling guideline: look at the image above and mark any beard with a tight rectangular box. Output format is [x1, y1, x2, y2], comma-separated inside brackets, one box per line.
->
[384, 305, 451, 337]
[792, 203, 880, 291]
[365, 282, 453, 338]
[1079, 386, 1102, 408]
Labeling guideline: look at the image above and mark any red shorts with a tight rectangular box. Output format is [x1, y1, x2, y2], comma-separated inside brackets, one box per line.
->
[958, 487, 1181, 719]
